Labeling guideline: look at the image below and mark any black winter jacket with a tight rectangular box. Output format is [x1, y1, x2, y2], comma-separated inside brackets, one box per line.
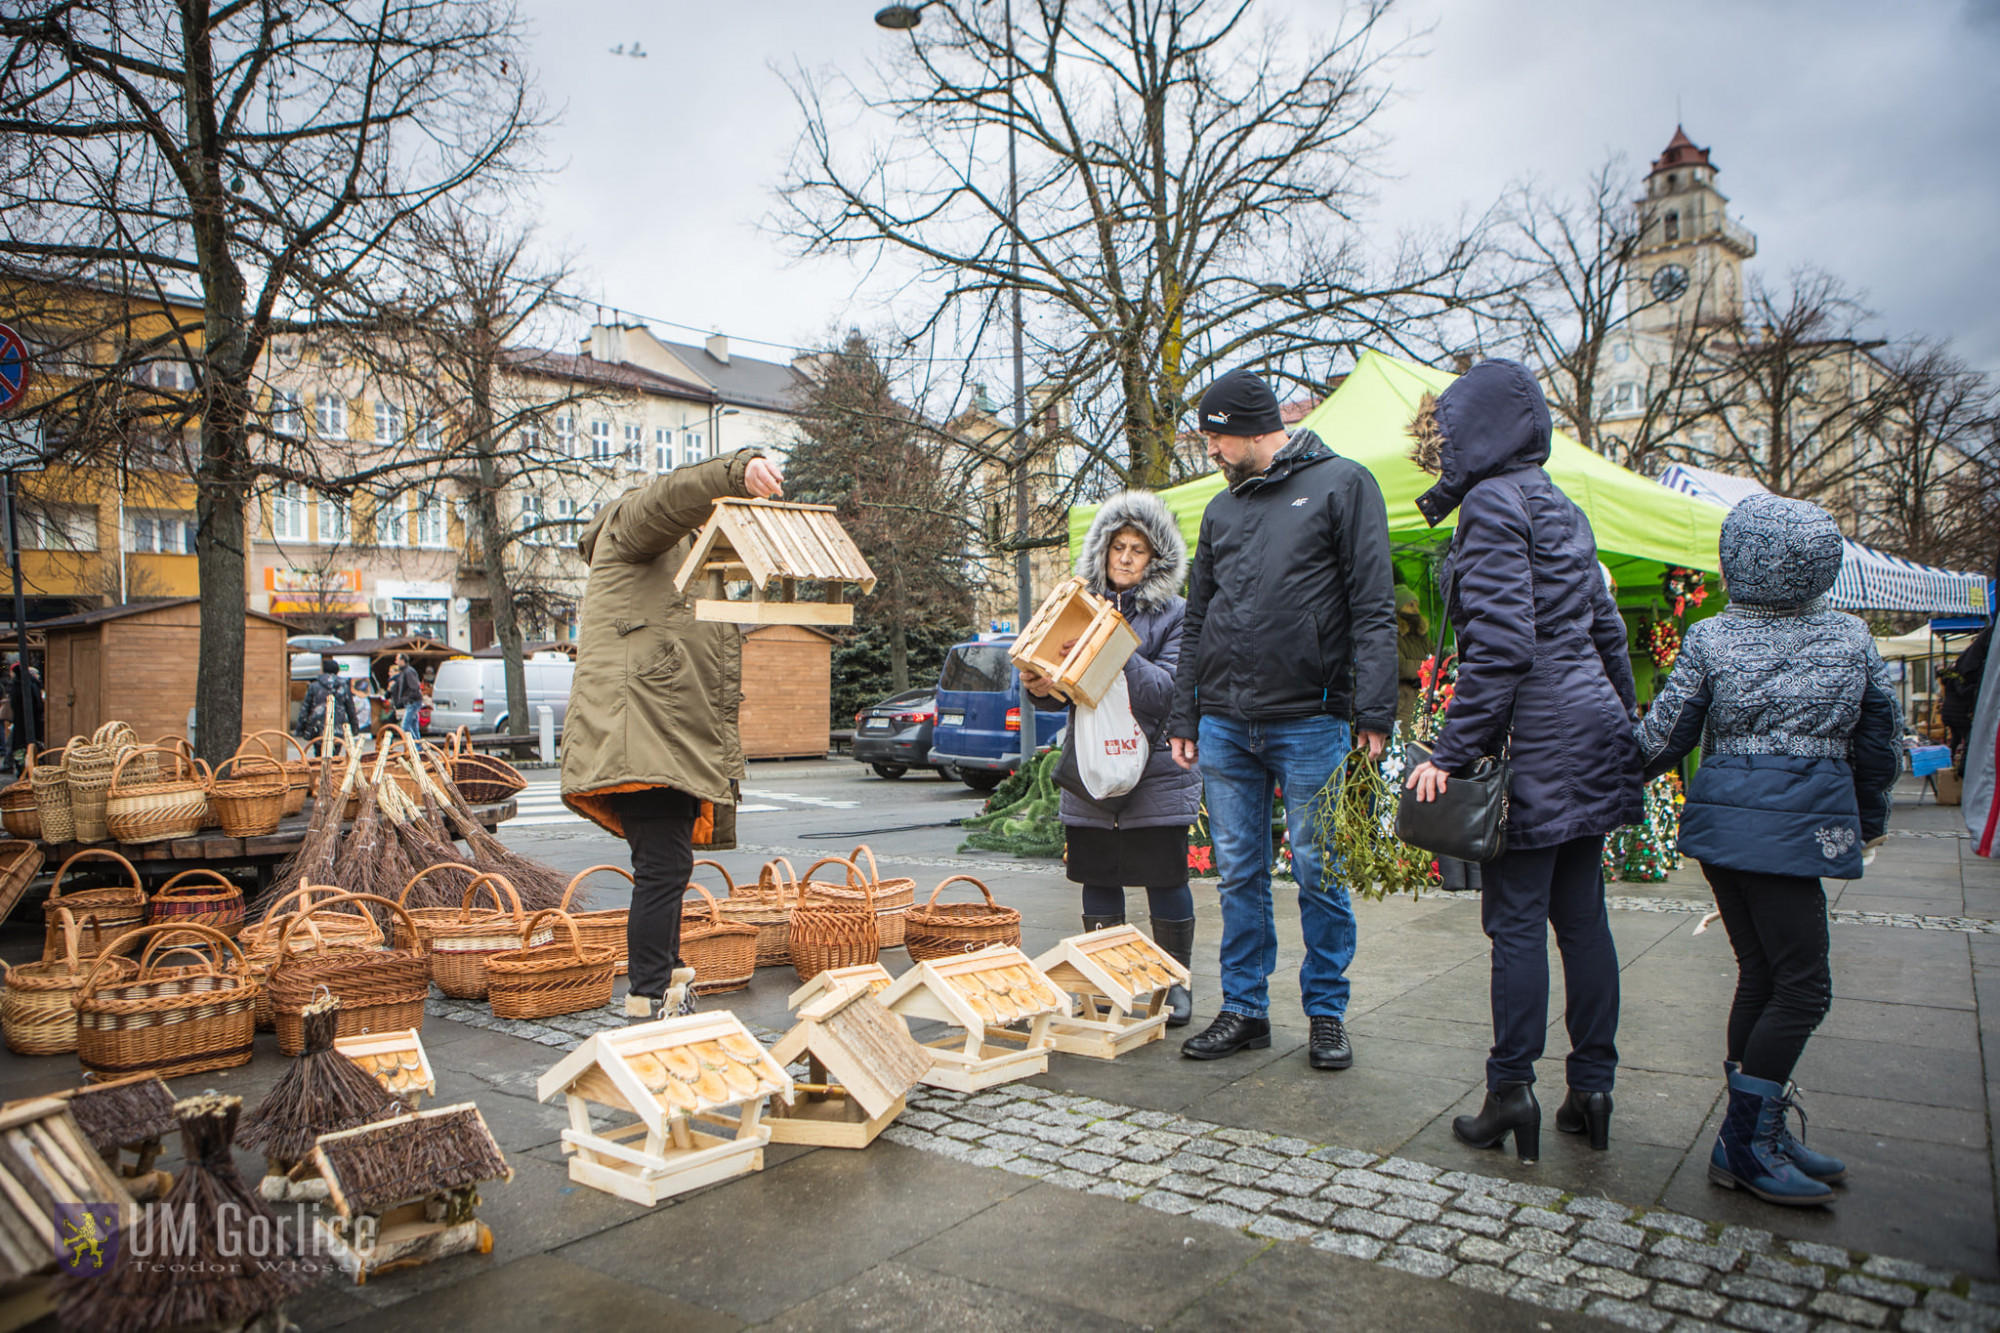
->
[1168, 430, 1399, 737]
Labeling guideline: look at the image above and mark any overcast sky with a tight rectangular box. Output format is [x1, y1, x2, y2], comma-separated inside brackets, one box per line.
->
[515, 0, 2000, 375]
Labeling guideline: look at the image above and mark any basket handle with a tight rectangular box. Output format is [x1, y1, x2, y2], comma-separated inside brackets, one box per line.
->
[80, 922, 249, 998]
[239, 729, 308, 764]
[802, 856, 873, 910]
[518, 908, 587, 965]
[154, 869, 238, 901]
[44, 906, 83, 973]
[49, 848, 142, 901]
[691, 858, 737, 894]
[558, 863, 632, 912]
[847, 844, 883, 887]
[274, 891, 425, 966]
[135, 921, 249, 973]
[110, 744, 208, 796]
[684, 881, 724, 920]
[755, 858, 800, 902]
[397, 861, 477, 908]
[457, 871, 525, 926]
[924, 874, 1000, 910]
[214, 752, 284, 784]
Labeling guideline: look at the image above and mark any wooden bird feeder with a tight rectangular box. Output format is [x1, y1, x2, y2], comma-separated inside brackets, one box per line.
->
[0, 1096, 135, 1331]
[40, 1072, 178, 1202]
[1009, 577, 1141, 707]
[334, 1029, 437, 1108]
[1033, 925, 1192, 1060]
[876, 944, 1070, 1093]
[310, 1102, 511, 1284]
[786, 962, 894, 1010]
[675, 498, 876, 627]
[536, 1011, 793, 1207]
[767, 982, 932, 1150]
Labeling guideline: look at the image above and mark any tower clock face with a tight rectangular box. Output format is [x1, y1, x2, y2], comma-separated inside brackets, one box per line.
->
[1650, 263, 1691, 303]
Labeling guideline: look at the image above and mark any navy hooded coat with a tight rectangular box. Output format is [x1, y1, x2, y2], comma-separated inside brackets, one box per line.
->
[1415, 360, 1645, 850]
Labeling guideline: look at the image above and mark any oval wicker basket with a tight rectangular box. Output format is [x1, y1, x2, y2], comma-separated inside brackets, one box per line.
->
[266, 892, 431, 1056]
[2, 909, 138, 1056]
[65, 721, 141, 843]
[716, 859, 799, 968]
[801, 845, 915, 950]
[239, 730, 312, 816]
[680, 882, 756, 996]
[484, 909, 617, 1020]
[442, 728, 528, 806]
[104, 743, 212, 845]
[1, 754, 40, 839]
[788, 856, 879, 982]
[42, 849, 148, 962]
[209, 753, 288, 837]
[29, 743, 74, 845]
[146, 868, 247, 937]
[903, 875, 1022, 962]
[239, 884, 388, 1031]
[557, 865, 632, 977]
[0, 838, 45, 929]
[74, 922, 259, 1079]
[395, 868, 551, 1001]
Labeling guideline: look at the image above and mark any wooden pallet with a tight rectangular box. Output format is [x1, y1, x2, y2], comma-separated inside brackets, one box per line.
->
[1031, 926, 1188, 1060]
[1009, 577, 1141, 707]
[877, 945, 1069, 1093]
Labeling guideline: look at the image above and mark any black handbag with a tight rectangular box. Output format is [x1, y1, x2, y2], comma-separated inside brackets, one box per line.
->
[1394, 575, 1511, 864]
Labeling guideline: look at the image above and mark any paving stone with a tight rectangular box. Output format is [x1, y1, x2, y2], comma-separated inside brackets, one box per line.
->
[1088, 1181, 1138, 1200]
[980, 1132, 1037, 1155]
[1312, 1232, 1384, 1261]
[1164, 1151, 1221, 1174]
[1212, 1126, 1272, 1146]
[1904, 1311, 2000, 1333]
[1805, 1292, 1891, 1328]
[1189, 1202, 1255, 1230]
[1582, 1219, 1648, 1250]
[1716, 1227, 1773, 1255]
[952, 1103, 1005, 1124]
[1021, 1142, 1069, 1163]
[1488, 1180, 1564, 1207]
[1512, 1207, 1577, 1234]
[1508, 1251, 1581, 1285]
[990, 1116, 1046, 1136]
[1058, 1150, 1117, 1175]
[1211, 1187, 1276, 1212]
[1330, 1208, 1409, 1241]
[963, 1148, 1011, 1168]
[1085, 1120, 1139, 1141]
[1266, 1135, 1317, 1157]
[880, 1126, 939, 1150]
[1249, 1215, 1317, 1241]
[1070, 1097, 1123, 1119]
[1367, 1174, 1455, 1204]
[1024, 1122, 1088, 1147]
[1860, 1256, 1956, 1288]
[1438, 1210, 1508, 1238]
[1716, 1277, 1809, 1310]
[1920, 1291, 2000, 1328]
[1719, 1302, 1809, 1333]
[1042, 1168, 1098, 1191]
[1124, 1109, 1177, 1128]
[997, 1156, 1050, 1178]
[1110, 1161, 1169, 1187]
[1435, 1170, 1501, 1193]
[1652, 1286, 1729, 1319]
[1575, 1267, 1650, 1301]
[1786, 1240, 1852, 1268]
[1122, 1143, 1170, 1165]
[1310, 1147, 1378, 1168]
[1650, 1236, 1743, 1272]
[1074, 1135, 1131, 1156]
[1508, 1277, 1589, 1312]
[1511, 1228, 1572, 1257]
[1584, 1296, 1674, 1332]
[1459, 1236, 1520, 1265]
[1835, 1275, 1919, 1308]
[1569, 1238, 1643, 1273]
[1453, 1193, 1516, 1220]
[1206, 1161, 1274, 1188]
[1373, 1155, 1444, 1182]
[1563, 1196, 1633, 1222]
[1283, 1157, 1337, 1180]
[1262, 1173, 1321, 1198]
[1012, 1085, 1054, 1101]
[1157, 1173, 1221, 1198]
[1640, 1211, 1711, 1240]
[1228, 1146, 1285, 1171]
[1664, 1319, 1719, 1333]
[1271, 1197, 1338, 1226]
[1320, 1184, 1387, 1209]
[1138, 1190, 1200, 1216]
[1968, 1284, 2000, 1309]
[1451, 1264, 1516, 1296]
[1644, 1258, 1718, 1289]
[1400, 1225, 1467, 1254]
[1741, 1256, 1825, 1290]
[1381, 1197, 1443, 1223]
[1162, 1117, 1222, 1138]
[1380, 1245, 1458, 1279]
[1179, 1137, 1233, 1159]
[1130, 1129, 1189, 1150]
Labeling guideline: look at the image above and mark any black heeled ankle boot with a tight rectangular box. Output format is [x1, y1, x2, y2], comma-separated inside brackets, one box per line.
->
[1555, 1088, 1613, 1151]
[1148, 916, 1196, 1029]
[1082, 914, 1125, 932]
[1452, 1082, 1541, 1163]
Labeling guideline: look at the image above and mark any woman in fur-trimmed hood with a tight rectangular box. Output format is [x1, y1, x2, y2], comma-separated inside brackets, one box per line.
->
[1022, 490, 1202, 1025]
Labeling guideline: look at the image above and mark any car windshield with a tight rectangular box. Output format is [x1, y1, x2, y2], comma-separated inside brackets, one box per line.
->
[938, 645, 1013, 693]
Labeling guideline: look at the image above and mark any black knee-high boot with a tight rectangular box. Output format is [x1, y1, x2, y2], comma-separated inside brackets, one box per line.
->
[1149, 916, 1195, 1028]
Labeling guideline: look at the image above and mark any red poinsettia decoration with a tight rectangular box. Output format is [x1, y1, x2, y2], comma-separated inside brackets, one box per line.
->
[1187, 844, 1214, 873]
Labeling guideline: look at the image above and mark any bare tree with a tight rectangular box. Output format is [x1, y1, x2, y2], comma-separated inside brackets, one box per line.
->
[0, 0, 539, 760]
[1863, 339, 1997, 572]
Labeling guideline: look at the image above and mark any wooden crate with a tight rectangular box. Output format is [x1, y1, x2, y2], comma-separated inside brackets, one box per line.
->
[333, 1029, 436, 1107]
[876, 945, 1069, 1093]
[675, 498, 876, 627]
[1009, 578, 1140, 707]
[766, 986, 931, 1149]
[536, 1011, 792, 1207]
[1032, 926, 1191, 1060]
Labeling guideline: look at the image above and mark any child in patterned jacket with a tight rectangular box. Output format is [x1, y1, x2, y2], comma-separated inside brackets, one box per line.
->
[1636, 494, 1901, 1208]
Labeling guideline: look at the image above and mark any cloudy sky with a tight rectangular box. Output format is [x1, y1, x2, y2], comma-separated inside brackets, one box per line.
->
[513, 0, 2000, 374]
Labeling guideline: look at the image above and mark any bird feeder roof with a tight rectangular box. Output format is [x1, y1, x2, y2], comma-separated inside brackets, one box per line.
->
[675, 498, 877, 596]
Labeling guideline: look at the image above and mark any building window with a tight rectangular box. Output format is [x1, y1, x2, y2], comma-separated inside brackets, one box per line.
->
[1611, 381, 1638, 414]
[553, 497, 577, 544]
[654, 427, 675, 472]
[318, 495, 351, 544]
[1612, 343, 1630, 364]
[128, 511, 197, 554]
[270, 390, 303, 437]
[520, 424, 542, 455]
[131, 359, 196, 392]
[1663, 210, 1680, 243]
[683, 429, 704, 463]
[381, 598, 448, 640]
[589, 419, 613, 464]
[18, 504, 97, 551]
[373, 495, 407, 548]
[315, 393, 346, 440]
[414, 413, 445, 452]
[624, 423, 644, 468]
[520, 493, 545, 545]
[374, 399, 403, 446]
[414, 491, 447, 547]
[271, 483, 307, 542]
[555, 413, 576, 457]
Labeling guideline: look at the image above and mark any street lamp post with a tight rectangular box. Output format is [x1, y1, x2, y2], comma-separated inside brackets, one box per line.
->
[707, 404, 739, 462]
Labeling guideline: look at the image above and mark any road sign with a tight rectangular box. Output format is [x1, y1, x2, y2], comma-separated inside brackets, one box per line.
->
[0, 324, 27, 413]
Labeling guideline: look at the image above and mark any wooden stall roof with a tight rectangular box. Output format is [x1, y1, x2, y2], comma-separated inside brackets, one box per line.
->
[469, 640, 576, 659]
[0, 597, 293, 650]
[675, 498, 877, 595]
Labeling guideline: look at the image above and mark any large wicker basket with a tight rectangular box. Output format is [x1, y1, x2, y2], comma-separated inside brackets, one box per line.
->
[29, 744, 73, 845]
[1, 762, 40, 840]
[0, 838, 45, 927]
[903, 875, 1022, 962]
[74, 923, 259, 1079]
[209, 753, 288, 838]
[716, 859, 799, 968]
[42, 849, 148, 962]
[557, 865, 632, 977]
[2, 908, 137, 1056]
[266, 892, 430, 1055]
[788, 857, 879, 982]
[147, 868, 247, 937]
[801, 845, 915, 950]
[104, 743, 212, 845]
[680, 882, 756, 996]
[239, 730, 312, 816]
[395, 868, 551, 1001]
[485, 909, 617, 1020]
[239, 885, 386, 1031]
[443, 728, 528, 806]
[65, 721, 141, 843]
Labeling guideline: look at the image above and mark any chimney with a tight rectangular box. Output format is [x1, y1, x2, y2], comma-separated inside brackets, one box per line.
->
[705, 332, 730, 365]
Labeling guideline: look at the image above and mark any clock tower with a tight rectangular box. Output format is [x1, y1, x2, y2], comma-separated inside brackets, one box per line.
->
[1629, 126, 1757, 335]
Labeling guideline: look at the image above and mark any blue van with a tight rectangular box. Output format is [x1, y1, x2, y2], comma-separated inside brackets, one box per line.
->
[926, 637, 1058, 792]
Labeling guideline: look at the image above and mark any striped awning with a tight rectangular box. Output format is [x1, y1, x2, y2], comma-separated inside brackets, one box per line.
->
[1656, 464, 1991, 616]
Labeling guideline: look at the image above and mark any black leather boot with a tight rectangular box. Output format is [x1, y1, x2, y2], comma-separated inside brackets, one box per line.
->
[1452, 1082, 1541, 1163]
[1148, 916, 1195, 1029]
[1555, 1088, 1613, 1151]
[1082, 914, 1126, 932]
[1180, 1011, 1270, 1060]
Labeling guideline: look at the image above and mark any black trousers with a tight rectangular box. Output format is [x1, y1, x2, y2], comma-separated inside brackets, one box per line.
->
[1480, 834, 1620, 1093]
[1702, 863, 1832, 1084]
[610, 787, 702, 1001]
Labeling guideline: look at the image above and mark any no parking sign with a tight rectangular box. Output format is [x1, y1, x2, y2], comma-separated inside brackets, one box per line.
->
[0, 324, 26, 414]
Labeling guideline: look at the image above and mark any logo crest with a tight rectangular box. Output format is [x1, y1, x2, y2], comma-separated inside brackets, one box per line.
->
[56, 1203, 119, 1273]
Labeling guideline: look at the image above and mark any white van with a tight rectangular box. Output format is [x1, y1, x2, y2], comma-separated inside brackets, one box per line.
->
[427, 653, 573, 735]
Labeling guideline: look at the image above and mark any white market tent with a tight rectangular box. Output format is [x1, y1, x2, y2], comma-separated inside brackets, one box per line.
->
[1655, 463, 1991, 617]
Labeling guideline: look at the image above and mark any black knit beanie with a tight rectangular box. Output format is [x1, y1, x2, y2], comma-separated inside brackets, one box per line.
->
[1197, 368, 1284, 437]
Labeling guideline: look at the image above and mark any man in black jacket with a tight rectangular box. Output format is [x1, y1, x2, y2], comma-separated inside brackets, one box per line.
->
[1168, 368, 1398, 1068]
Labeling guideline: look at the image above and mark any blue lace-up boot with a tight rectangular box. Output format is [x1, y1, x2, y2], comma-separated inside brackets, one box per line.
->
[1708, 1064, 1834, 1207]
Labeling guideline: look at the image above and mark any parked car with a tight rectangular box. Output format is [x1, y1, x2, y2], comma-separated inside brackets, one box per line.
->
[925, 637, 1057, 792]
[427, 653, 573, 735]
[851, 689, 961, 781]
[285, 634, 346, 654]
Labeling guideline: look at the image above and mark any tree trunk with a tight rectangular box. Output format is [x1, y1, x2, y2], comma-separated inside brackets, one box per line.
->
[473, 466, 530, 738]
[889, 620, 908, 693]
[193, 459, 247, 765]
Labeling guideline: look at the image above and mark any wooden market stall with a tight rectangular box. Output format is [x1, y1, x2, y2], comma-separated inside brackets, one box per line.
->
[740, 625, 833, 760]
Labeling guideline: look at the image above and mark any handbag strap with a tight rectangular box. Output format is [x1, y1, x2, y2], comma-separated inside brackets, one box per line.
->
[1417, 571, 1454, 724]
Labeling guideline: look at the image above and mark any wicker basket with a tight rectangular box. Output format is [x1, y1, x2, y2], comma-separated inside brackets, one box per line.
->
[266, 892, 431, 1055]
[680, 883, 756, 996]
[2, 909, 138, 1055]
[209, 753, 288, 838]
[395, 869, 551, 1001]
[801, 845, 916, 950]
[239, 730, 312, 816]
[147, 868, 247, 937]
[443, 728, 528, 806]
[42, 849, 148, 962]
[104, 743, 212, 845]
[74, 922, 259, 1079]
[557, 865, 632, 977]
[0, 838, 45, 927]
[904, 875, 1022, 962]
[239, 885, 387, 1031]
[29, 744, 73, 845]
[788, 857, 879, 982]
[1, 760, 40, 840]
[485, 909, 617, 1020]
[716, 859, 799, 968]
[64, 721, 140, 843]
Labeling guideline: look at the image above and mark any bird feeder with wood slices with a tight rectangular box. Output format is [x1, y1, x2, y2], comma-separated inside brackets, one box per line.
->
[0, 1095, 135, 1329]
[875, 944, 1070, 1093]
[333, 1029, 436, 1109]
[766, 981, 931, 1150]
[536, 1011, 793, 1207]
[1008, 576, 1141, 707]
[787, 962, 894, 1011]
[28, 1072, 178, 1203]
[1032, 925, 1192, 1060]
[674, 498, 876, 626]
[309, 1102, 511, 1285]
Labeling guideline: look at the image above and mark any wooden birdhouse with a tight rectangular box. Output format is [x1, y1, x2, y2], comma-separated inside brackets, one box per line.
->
[1033, 925, 1192, 1060]
[310, 1102, 511, 1284]
[1009, 577, 1141, 707]
[335, 1029, 437, 1108]
[0, 1096, 135, 1331]
[786, 962, 894, 1010]
[43, 1073, 178, 1202]
[876, 945, 1070, 1093]
[675, 498, 876, 626]
[536, 1011, 793, 1207]
[767, 984, 932, 1150]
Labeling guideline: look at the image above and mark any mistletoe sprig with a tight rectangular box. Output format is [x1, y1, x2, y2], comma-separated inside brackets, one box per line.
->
[1311, 748, 1437, 901]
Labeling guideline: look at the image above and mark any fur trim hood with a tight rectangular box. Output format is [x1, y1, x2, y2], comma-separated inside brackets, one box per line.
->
[1076, 490, 1188, 613]
[1719, 493, 1843, 609]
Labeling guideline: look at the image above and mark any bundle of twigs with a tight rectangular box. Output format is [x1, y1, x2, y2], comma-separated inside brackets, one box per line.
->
[241, 994, 405, 1172]
[55, 1094, 319, 1333]
[405, 745, 572, 911]
[326, 775, 420, 919]
[252, 732, 361, 919]
[376, 773, 478, 910]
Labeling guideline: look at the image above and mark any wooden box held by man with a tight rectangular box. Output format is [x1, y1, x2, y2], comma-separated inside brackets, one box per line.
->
[560, 450, 786, 1020]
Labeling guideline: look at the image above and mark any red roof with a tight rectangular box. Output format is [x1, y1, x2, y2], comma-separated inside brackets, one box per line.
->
[1650, 125, 1714, 176]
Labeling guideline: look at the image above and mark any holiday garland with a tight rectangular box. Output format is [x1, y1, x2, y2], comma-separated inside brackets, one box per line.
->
[957, 748, 1065, 858]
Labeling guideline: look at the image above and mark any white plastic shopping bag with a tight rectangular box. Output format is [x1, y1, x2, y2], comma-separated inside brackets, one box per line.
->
[1074, 673, 1148, 800]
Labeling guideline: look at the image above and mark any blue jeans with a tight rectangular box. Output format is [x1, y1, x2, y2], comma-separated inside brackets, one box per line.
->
[401, 702, 422, 737]
[1199, 714, 1357, 1020]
